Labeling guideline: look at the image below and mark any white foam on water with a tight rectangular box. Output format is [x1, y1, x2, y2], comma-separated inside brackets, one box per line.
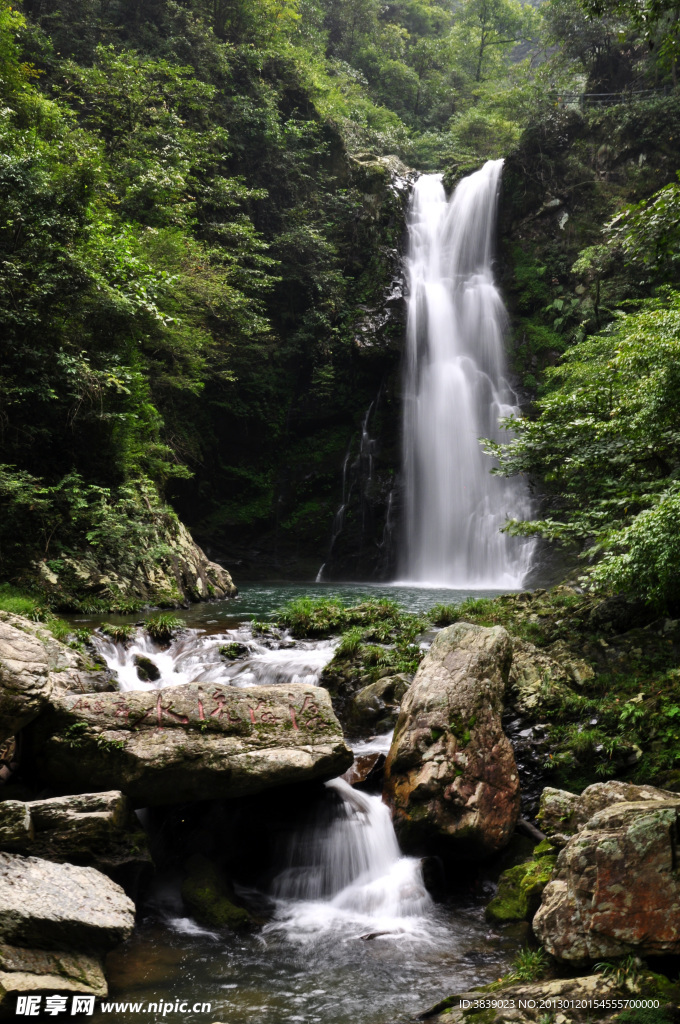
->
[93, 629, 336, 693]
[266, 778, 434, 944]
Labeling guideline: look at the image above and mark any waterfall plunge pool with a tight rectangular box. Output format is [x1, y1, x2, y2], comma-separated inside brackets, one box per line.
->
[72, 580, 513, 632]
[77, 580, 521, 1024]
[99, 774, 517, 1024]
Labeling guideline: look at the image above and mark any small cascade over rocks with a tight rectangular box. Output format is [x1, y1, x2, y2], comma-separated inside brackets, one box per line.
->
[267, 778, 433, 940]
[92, 626, 336, 692]
[401, 161, 533, 587]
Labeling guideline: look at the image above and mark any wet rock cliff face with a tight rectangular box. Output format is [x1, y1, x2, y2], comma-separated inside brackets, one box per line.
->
[178, 154, 414, 584]
[498, 100, 680, 395]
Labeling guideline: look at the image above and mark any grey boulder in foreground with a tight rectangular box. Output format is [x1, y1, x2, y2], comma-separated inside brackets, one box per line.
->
[534, 795, 680, 962]
[0, 853, 135, 952]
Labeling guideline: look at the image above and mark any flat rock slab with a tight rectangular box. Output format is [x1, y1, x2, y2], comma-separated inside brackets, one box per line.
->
[0, 944, 107, 1009]
[30, 684, 353, 806]
[0, 792, 150, 872]
[0, 853, 135, 952]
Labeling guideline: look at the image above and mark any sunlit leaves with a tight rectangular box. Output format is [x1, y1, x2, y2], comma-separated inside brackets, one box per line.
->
[490, 291, 680, 607]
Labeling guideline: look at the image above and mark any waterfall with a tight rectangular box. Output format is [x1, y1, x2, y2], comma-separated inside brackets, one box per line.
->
[266, 778, 432, 939]
[401, 160, 532, 587]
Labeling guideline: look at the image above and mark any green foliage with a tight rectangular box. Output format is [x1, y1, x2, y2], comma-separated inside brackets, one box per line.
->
[618, 1010, 676, 1024]
[99, 622, 136, 644]
[505, 946, 550, 983]
[486, 851, 556, 923]
[0, 584, 42, 618]
[336, 625, 365, 657]
[276, 596, 408, 637]
[63, 722, 89, 748]
[277, 596, 427, 687]
[219, 642, 245, 659]
[595, 955, 645, 989]
[145, 613, 184, 644]
[490, 290, 680, 609]
[607, 177, 680, 286]
[428, 603, 459, 626]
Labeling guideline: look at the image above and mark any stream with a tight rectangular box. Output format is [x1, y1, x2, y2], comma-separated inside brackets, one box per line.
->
[77, 583, 521, 1024]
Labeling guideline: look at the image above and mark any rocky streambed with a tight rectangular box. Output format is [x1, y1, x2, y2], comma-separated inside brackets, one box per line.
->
[1, 587, 680, 1023]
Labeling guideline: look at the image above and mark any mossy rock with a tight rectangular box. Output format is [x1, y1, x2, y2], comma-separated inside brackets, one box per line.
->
[219, 643, 248, 660]
[639, 971, 680, 1005]
[180, 854, 252, 931]
[133, 655, 160, 683]
[485, 852, 556, 924]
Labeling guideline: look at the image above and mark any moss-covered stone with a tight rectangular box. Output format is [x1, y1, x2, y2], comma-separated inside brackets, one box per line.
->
[180, 855, 252, 932]
[31, 519, 236, 612]
[485, 850, 556, 924]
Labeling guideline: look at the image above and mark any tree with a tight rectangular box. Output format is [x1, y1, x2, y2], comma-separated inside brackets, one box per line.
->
[453, 0, 539, 82]
[488, 290, 680, 608]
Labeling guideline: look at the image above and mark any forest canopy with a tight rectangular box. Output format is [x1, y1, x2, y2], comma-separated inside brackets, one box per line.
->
[2, 0, 680, 607]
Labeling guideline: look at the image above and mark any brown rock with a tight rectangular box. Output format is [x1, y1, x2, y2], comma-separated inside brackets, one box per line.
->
[384, 622, 519, 859]
[534, 798, 680, 962]
[341, 752, 386, 789]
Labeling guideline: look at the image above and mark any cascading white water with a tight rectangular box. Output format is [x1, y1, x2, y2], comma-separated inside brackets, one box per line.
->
[401, 161, 532, 588]
[93, 628, 336, 692]
[266, 778, 432, 940]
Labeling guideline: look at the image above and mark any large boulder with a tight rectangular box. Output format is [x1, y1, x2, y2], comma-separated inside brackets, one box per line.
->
[383, 622, 519, 858]
[0, 853, 135, 952]
[28, 683, 353, 806]
[0, 944, 107, 1013]
[0, 621, 52, 742]
[0, 614, 115, 743]
[538, 780, 677, 847]
[534, 796, 680, 962]
[0, 792, 150, 876]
